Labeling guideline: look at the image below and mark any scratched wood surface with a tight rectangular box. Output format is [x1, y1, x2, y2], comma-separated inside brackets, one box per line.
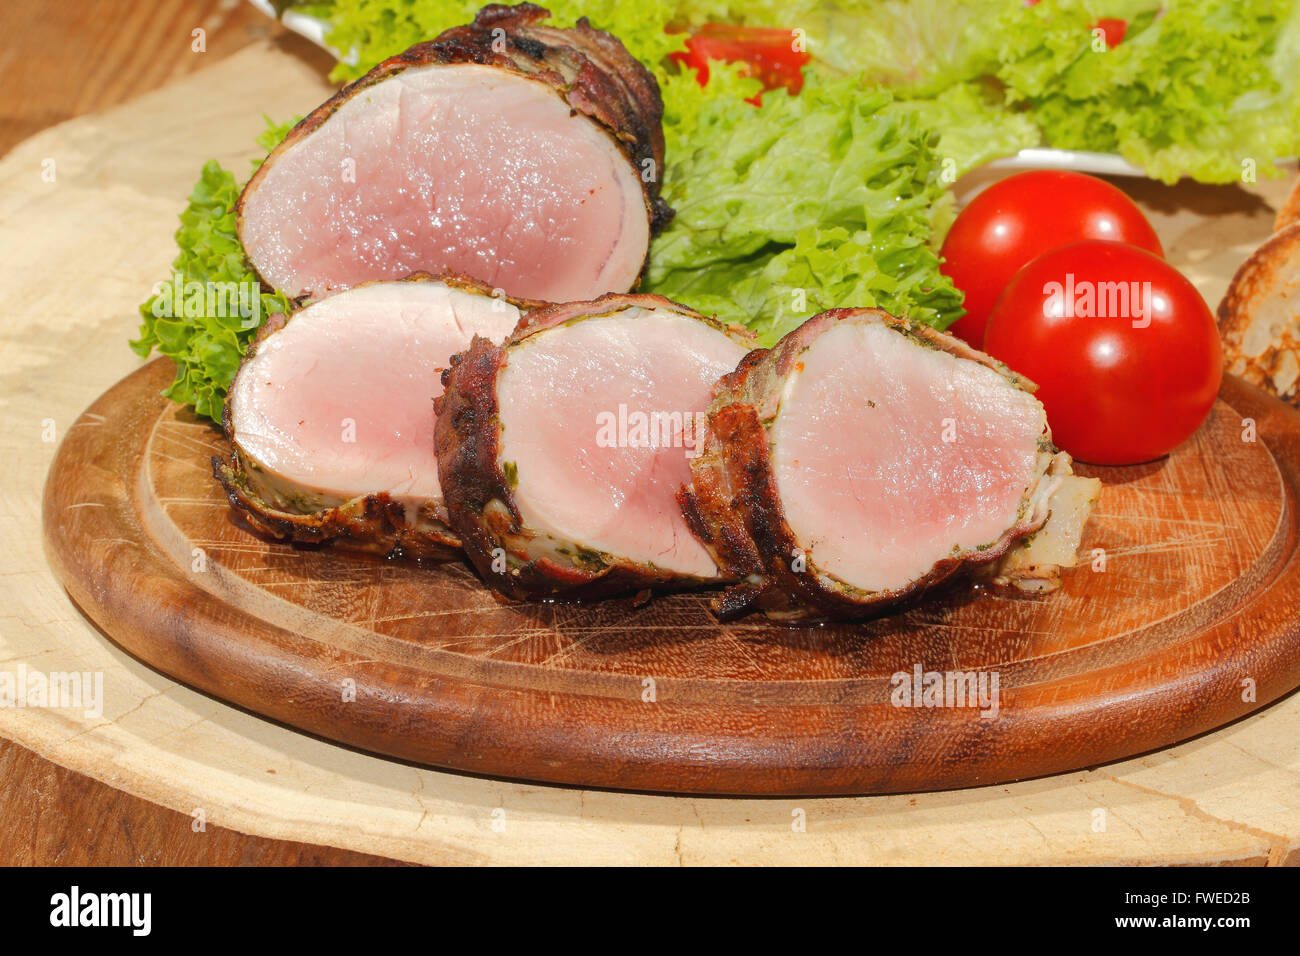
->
[5, 41, 1300, 862]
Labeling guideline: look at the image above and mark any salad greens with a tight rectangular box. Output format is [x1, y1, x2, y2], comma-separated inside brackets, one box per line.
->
[294, 0, 690, 81]
[308, 0, 1300, 180]
[648, 72, 961, 342]
[131, 119, 298, 420]
[975, 0, 1300, 184]
[135, 0, 1300, 421]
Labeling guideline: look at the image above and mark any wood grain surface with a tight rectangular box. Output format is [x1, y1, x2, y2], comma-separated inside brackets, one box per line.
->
[0, 0, 316, 157]
[4, 20, 1300, 864]
[0, 740, 401, 865]
[42, 358, 1300, 795]
[0, 0, 357, 866]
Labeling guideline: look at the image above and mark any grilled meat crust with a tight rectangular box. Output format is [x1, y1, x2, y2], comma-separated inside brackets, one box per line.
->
[680, 309, 1056, 623]
[213, 462, 461, 561]
[236, 2, 672, 285]
[1218, 222, 1300, 406]
[512, 291, 748, 341]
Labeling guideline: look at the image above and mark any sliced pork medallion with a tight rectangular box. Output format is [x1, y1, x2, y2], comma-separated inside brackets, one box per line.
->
[238, 3, 669, 304]
[215, 275, 532, 559]
[436, 294, 753, 599]
[681, 309, 1100, 622]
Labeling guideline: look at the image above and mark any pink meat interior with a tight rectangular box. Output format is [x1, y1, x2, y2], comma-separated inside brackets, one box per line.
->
[770, 320, 1046, 593]
[497, 309, 749, 578]
[240, 64, 649, 303]
[231, 281, 520, 506]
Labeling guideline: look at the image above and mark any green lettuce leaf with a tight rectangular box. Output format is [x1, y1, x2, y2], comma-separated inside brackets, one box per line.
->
[978, 0, 1300, 183]
[295, 0, 692, 82]
[645, 72, 962, 344]
[885, 80, 1039, 179]
[131, 121, 297, 422]
[694, 0, 1017, 95]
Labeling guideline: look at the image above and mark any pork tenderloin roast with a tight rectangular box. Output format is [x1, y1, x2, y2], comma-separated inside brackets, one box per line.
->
[237, 3, 669, 304]
[680, 309, 1100, 622]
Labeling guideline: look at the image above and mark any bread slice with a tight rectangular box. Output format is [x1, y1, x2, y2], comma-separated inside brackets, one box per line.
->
[1218, 222, 1300, 405]
[1276, 172, 1300, 233]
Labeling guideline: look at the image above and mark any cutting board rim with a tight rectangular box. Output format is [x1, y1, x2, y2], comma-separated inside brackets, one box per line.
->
[42, 358, 1300, 796]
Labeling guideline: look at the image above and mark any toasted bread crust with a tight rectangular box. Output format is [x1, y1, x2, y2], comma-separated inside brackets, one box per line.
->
[1275, 171, 1300, 234]
[1217, 222, 1300, 405]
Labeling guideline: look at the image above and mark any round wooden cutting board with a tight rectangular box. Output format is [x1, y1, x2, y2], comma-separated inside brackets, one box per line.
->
[42, 359, 1300, 796]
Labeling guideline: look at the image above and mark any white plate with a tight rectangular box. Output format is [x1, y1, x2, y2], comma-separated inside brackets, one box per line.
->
[986, 148, 1147, 177]
[250, 0, 328, 46]
[247, 1, 1288, 180]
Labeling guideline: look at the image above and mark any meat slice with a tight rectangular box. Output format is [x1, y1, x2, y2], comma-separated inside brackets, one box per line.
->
[680, 309, 1099, 622]
[435, 294, 753, 599]
[215, 274, 531, 559]
[237, 3, 669, 303]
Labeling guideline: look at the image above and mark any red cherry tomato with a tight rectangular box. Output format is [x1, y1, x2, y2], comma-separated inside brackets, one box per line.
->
[983, 241, 1221, 465]
[940, 171, 1163, 347]
[669, 25, 810, 104]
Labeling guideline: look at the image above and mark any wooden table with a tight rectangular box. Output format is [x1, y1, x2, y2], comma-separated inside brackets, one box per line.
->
[3, 0, 1299, 866]
[0, 0, 396, 865]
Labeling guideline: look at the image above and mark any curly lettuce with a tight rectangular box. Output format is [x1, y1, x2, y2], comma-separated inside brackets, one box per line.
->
[885, 80, 1039, 178]
[975, 0, 1300, 183]
[646, 71, 962, 342]
[131, 120, 296, 422]
[294, 0, 692, 82]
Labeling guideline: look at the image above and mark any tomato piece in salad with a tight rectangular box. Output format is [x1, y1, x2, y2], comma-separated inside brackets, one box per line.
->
[1023, 2, 1127, 49]
[1094, 17, 1128, 48]
[669, 25, 809, 104]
